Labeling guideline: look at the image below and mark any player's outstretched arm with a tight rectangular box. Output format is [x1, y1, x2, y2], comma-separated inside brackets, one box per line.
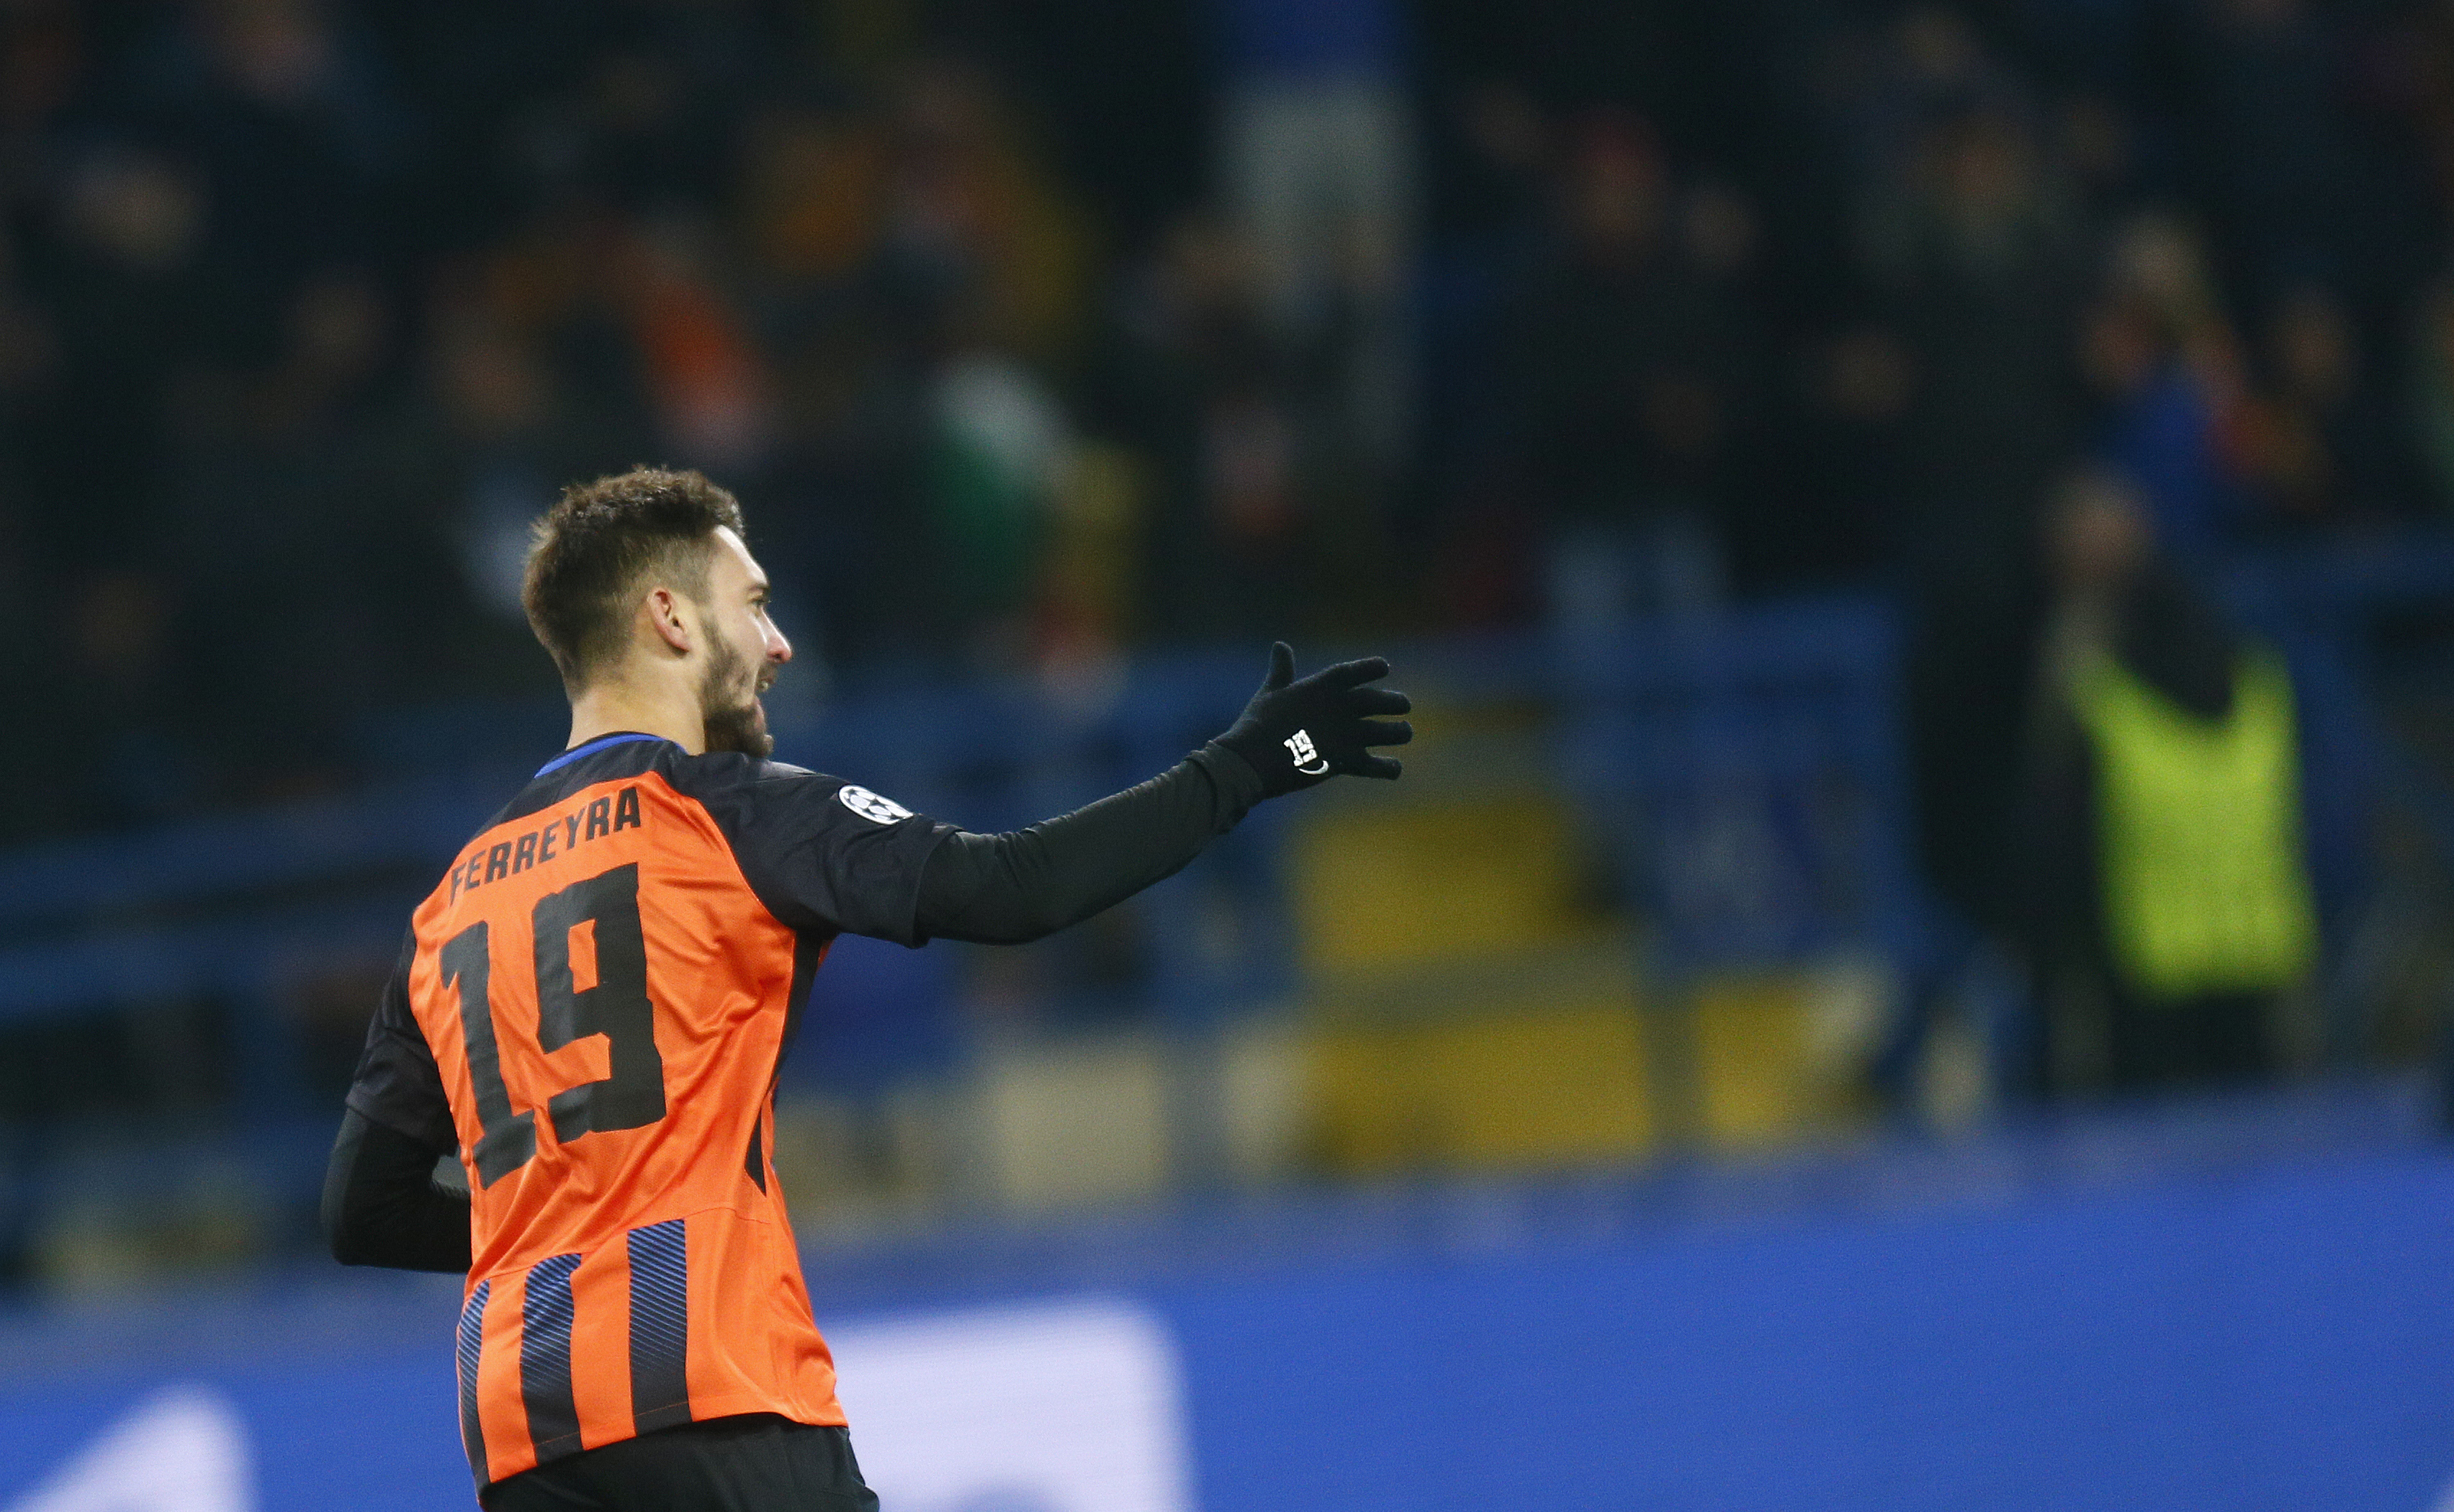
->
[915, 642, 1410, 945]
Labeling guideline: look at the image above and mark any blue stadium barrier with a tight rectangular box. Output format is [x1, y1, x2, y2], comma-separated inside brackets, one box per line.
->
[0, 1083, 2446, 1512]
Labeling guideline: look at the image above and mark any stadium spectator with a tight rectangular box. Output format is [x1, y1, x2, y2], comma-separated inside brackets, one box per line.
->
[2170, 0, 2360, 302]
[1093, 212, 1308, 642]
[1859, 96, 2085, 938]
[1208, 0, 1416, 483]
[14, 142, 208, 572]
[125, 0, 403, 351]
[1509, 113, 1757, 626]
[2077, 212, 2254, 559]
[2014, 467, 2319, 1092]
[1410, 78, 1557, 625]
[2232, 284, 2408, 529]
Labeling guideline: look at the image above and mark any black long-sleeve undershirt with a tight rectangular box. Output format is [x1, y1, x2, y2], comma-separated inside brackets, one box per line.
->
[911, 743, 1262, 943]
[323, 1107, 472, 1272]
[325, 743, 1267, 1272]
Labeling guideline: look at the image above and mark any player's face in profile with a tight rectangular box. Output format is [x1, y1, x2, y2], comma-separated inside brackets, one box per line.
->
[696, 527, 790, 758]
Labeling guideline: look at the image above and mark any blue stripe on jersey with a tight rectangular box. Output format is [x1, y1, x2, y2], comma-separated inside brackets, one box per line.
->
[627, 1219, 693, 1434]
[519, 1253, 586, 1465]
[457, 1280, 490, 1490]
[534, 732, 668, 778]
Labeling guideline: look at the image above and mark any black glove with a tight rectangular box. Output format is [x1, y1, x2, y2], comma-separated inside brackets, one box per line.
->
[1213, 642, 1413, 798]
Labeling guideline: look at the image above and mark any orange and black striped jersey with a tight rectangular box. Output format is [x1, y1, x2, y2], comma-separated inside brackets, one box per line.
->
[343, 732, 951, 1490]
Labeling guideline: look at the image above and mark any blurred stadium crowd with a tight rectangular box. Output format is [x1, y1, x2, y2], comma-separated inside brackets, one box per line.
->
[1, 0, 2446, 825]
[7, 0, 2454, 1286]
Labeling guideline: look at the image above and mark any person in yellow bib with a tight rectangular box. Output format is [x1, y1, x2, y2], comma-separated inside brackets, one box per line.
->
[2015, 468, 2318, 1092]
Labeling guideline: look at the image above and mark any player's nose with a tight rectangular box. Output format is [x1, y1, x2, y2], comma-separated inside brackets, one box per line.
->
[765, 622, 792, 664]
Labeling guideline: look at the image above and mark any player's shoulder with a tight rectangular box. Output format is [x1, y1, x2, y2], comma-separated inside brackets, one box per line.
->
[656, 748, 826, 800]
[453, 735, 928, 860]
[662, 751, 927, 833]
[650, 748, 824, 819]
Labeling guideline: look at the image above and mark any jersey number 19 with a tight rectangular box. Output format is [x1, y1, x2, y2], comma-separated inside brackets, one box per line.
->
[439, 862, 668, 1187]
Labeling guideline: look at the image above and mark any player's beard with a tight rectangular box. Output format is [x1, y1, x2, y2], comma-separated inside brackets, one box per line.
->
[697, 616, 774, 758]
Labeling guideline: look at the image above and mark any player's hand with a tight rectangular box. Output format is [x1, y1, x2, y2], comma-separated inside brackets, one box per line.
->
[1213, 642, 1413, 798]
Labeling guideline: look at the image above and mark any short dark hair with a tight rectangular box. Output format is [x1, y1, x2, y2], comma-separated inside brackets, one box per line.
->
[523, 467, 746, 690]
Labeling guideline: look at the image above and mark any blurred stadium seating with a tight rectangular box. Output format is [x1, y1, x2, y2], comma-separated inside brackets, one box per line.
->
[7, 543, 2454, 1278]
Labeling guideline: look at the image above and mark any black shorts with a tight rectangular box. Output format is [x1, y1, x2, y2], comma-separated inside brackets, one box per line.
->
[479, 1414, 878, 1512]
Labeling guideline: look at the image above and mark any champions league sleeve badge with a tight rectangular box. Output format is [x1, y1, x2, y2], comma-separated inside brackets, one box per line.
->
[837, 784, 917, 824]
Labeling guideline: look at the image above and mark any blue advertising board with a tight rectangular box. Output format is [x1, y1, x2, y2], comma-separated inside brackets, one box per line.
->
[3, 1144, 2452, 1512]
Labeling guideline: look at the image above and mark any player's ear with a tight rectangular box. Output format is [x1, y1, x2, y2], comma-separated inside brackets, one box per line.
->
[644, 586, 694, 657]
